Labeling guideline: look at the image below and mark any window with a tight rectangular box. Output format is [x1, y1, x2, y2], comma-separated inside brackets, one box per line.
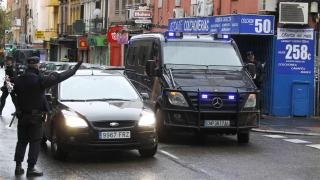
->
[138, 41, 153, 67]
[115, 0, 120, 15]
[158, 0, 162, 8]
[122, 0, 127, 14]
[80, 5, 84, 19]
[96, 1, 101, 9]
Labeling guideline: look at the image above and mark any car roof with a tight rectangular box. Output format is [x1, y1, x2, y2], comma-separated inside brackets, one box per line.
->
[130, 33, 232, 43]
[61, 69, 124, 76]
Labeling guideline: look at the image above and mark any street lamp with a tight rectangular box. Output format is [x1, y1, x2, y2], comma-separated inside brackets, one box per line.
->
[93, 8, 101, 33]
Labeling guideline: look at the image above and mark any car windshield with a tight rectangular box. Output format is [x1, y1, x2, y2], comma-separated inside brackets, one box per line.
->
[60, 75, 139, 101]
[163, 42, 242, 68]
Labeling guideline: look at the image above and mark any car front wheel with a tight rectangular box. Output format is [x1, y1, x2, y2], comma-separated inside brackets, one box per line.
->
[51, 128, 68, 160]
[139, 145, 158, 158]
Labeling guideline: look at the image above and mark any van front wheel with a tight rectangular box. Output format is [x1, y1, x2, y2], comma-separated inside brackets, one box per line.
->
[156, 108, 169, 142]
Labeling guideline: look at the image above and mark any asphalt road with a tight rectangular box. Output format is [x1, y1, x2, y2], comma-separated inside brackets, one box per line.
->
[0, 69, 319, 180]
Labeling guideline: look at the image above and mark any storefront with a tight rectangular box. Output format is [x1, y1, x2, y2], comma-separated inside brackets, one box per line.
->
[168, 14, 315, 117]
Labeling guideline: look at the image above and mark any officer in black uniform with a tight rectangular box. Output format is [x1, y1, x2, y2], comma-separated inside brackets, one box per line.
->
[0, 56, 17, 115]
[13, 56, 83, 177]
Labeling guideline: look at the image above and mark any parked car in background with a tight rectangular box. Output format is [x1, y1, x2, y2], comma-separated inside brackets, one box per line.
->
[43, 69, 158, 160]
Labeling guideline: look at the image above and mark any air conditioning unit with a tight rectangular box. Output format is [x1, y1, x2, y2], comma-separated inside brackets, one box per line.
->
[191, 0, 197, 5]
[173, 8, 184, 18]
[259, 0, 277, 12]
[279, 2, 308, 24]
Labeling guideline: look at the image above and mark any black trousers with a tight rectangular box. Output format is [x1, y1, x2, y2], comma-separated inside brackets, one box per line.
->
[14, 118, 43, 167]
[0, 87, 16, 113]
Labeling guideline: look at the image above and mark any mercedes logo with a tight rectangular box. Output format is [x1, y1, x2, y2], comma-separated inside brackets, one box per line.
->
[110, 122, 119, 127]
[212, 97, 223, 109]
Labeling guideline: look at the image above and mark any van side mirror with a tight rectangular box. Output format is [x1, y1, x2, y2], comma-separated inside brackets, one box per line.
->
[45, 93, 53, 102]
[140, 93, 149, 100]
[146, 60, 157, 76]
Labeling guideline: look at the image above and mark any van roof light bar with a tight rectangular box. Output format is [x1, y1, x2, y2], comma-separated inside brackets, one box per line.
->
[164, 31, 183, 39]
[211, 34, 231, 40]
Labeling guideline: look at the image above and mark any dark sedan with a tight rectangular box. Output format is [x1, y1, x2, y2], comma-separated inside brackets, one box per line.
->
[43, 69, 157, 160]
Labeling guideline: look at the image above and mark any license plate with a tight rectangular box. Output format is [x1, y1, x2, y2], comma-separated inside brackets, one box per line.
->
[204, 120, 230, 127]
[99, 131, 131, 139]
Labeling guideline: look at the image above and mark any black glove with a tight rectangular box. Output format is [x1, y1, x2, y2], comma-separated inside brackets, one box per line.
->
[74, 61, 83, 70]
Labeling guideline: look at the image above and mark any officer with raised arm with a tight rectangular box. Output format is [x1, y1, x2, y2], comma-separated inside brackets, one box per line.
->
[13, 56, 82, 177]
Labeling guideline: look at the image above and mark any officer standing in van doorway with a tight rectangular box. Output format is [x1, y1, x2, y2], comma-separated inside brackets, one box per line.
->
[245, 51, 263, 89]
[0, 56, 17, 115]
[13, 56, 83, 177]
[150, 47, 161, 101]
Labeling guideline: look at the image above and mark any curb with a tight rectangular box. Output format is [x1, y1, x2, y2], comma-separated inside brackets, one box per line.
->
[251, 128, 320, 136]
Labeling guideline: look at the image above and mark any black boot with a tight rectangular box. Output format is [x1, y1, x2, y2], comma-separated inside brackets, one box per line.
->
[15, 165, 24, 175]
[26, 167, 43, 177]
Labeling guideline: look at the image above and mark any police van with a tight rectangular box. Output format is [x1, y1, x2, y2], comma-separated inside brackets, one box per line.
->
[125, 32, 259, 143]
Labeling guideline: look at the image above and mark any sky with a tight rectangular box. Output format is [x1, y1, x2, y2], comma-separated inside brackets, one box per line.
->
[0, 0, 7, 10]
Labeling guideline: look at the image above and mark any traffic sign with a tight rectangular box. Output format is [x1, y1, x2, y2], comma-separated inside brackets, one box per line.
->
[35, 31, 44, 38]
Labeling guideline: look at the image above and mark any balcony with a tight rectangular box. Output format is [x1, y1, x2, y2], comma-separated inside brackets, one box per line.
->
[48, 0, 59, 7]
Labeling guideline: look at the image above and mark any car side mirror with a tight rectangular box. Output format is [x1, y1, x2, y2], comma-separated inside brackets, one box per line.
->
[140, 92, 149, 100]
[146, 60, 159, 77]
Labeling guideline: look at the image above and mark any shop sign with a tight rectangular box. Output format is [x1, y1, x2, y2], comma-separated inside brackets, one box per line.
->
[275, 28, 314, 75]
[78, 36, 88, 50]
[135, 19, 152, 24]
[133, 10, 152, 18]
[35, 31, 44, 38]
[168, 14, 274, 35]
[107, 26, 128, 44]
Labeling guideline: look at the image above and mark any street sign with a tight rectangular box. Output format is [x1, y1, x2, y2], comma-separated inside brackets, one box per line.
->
[275, 28, 314, 75]
[168, 14, 275, 35]
[35, 31, 44, 38]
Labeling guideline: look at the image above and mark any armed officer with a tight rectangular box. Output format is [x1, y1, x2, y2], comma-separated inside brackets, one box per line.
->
[0, 56, 17, 115]
[13, 56, 83, 177]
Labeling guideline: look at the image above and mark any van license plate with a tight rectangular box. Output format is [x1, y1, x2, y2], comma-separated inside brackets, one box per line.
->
[99, 131, 131, 139]
[204, 120, 230, 127]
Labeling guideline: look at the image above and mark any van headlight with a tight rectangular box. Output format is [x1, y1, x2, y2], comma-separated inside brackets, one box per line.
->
[63, 110, 88, 128]
[244, 94, 256, 108]
[167, 91, 189, 107]
[138, 111, 156, 127]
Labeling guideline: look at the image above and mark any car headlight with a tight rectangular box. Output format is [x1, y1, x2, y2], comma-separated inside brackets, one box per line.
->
[167, 91, 189, 107]
[62, 110, 88, 128]
[138, 111, 156, 127]
[244, 94, 256, 108]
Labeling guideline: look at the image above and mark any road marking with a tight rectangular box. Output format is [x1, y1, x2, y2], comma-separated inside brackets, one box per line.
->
[306, 144, 320, 150]
[263, 135, 287, 139]
[283, 139, 311, 144]
[159, 150, 179, 160]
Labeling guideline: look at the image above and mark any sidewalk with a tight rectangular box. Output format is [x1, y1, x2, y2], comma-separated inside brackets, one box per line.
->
[252, 115, 320, 136]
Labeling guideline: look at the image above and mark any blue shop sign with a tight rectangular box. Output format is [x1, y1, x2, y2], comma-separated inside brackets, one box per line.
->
[168, 14, 275, 35]
[275, 28, 314, 75]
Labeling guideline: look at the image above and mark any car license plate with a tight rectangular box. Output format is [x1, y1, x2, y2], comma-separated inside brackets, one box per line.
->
[204, 120, 230, 127]
[99, 131, 131, 139]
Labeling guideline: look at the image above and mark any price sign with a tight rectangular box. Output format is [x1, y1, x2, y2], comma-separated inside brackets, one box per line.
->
[276, 28, 314, 75]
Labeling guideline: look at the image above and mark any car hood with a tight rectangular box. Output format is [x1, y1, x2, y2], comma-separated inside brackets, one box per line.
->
[60, 100, 144, 122]
[170, 69, 256, 92]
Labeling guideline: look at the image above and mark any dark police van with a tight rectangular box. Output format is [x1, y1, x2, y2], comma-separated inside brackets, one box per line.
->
[125, 32, 259, 143]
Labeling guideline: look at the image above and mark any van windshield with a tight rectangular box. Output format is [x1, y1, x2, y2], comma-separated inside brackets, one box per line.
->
[163, 42, 242, 68]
